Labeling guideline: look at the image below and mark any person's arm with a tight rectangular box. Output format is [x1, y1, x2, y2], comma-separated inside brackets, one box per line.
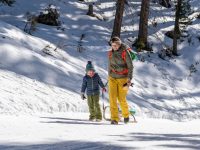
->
[108, 49, 112, 76]
[81, 77, 87, 93]
[126, 50, 134, 80]
[97, 74, 105, 88]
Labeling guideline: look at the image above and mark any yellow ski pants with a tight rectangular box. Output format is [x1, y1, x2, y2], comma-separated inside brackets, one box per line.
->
[108, 76, 129, 122]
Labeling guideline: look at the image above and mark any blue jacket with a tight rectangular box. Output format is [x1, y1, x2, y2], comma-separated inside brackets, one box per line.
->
[81, 73, 105, 96]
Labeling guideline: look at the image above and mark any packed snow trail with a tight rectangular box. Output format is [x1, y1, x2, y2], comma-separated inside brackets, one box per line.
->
[0, 113, 200, 150]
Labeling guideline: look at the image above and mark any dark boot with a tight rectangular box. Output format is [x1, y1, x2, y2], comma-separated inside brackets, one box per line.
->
[89, 117, 95, 121]
[124, 117, 129, 124]
[111, 120, 118, 125]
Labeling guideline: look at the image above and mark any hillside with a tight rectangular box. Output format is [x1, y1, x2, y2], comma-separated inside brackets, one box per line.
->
[0, 0, 200, 120]
[0, 0, 200, 149]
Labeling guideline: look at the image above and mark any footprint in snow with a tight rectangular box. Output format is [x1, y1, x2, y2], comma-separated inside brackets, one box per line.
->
[161, 86, 167, 90]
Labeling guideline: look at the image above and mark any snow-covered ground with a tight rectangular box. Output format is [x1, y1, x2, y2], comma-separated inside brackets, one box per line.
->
[0, 69, 88, 115]
[0, 0, 200, 149]
[0, 113, 200, 150]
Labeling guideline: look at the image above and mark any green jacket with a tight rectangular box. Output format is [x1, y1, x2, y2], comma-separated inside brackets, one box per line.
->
[108, 43, 133, 80]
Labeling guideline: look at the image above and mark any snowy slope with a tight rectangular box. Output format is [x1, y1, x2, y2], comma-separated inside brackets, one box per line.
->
[0, 69, 88, 115]
[0, 0, 200, 121]
[0, 1, 200, 149]
[0, 19, 108, 115]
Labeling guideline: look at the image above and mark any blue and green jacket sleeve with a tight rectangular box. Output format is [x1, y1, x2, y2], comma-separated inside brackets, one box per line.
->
[81, 76, 87, 93]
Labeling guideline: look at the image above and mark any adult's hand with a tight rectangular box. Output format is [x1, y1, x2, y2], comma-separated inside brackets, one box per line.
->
[127, 79, 132, 87]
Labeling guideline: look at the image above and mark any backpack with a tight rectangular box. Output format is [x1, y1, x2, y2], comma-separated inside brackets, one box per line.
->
[126, 48, 138, 61]
[108, 48, 138, 62]
[108, 48, 137, 75]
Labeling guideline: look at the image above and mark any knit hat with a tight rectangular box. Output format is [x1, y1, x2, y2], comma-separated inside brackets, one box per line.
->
[86, 61, 95, 72]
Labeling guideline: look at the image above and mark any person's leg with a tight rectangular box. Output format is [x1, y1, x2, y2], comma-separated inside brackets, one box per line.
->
[117, 78, 129, 119]
[108, 76, 119, 122]
[87, 95, 95, 120]
[93, 94, 102, 120]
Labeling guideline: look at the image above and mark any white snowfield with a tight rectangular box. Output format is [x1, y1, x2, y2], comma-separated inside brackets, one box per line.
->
[0, 69, 88, 115]
[0, 0, 200, 149]
[0, 114, 200, 150]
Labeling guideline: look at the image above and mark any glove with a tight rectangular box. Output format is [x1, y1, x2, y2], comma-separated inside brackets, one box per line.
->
[123, 79, 133, 90]
[102, 87, 107, 92]
[81, 93, 86, 100]
[127, 79, 133, 87]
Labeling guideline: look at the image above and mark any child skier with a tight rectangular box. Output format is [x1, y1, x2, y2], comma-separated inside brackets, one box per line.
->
[81, 61, 106, 122]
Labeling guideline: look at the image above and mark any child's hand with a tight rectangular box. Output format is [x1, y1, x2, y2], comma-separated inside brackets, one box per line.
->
[81, 93, 86, 100]
[102, 88, 107, 92]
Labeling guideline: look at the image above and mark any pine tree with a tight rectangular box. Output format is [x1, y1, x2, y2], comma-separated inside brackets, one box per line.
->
[173, 0, 192, 55]
[0, 0, 15, 6]
[137, 0, 150, 51]
[173, 0, 182, 55]
[175, 0, 192, 29]
[111, 0, 125, 38]
[178, 0, 193, 39]
[179, 0, 192, 19]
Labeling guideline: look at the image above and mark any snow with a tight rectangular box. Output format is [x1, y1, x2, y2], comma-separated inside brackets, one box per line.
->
[0, 69, 88, 115]
[0, 0, 199, 120]
[0, 0, 200, 149]
[0, 114, 200, 150]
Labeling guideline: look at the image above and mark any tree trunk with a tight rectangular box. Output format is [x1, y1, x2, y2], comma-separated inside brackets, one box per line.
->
[173, 0, 182, 55]
[137, 0, 150, 50]
[111, 0, 125, 38]
[87, 4, 94, 16]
